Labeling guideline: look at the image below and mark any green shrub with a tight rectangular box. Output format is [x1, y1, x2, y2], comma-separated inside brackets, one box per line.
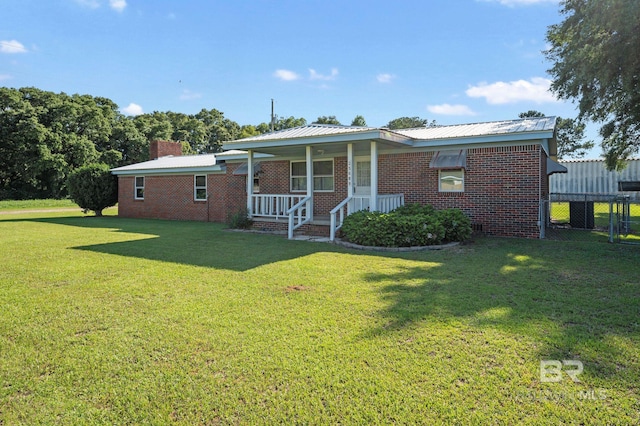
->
[67, 163, 118, 216]
[226, 208, 254, 229]
[340, 204, 471, 247]
[436, 208, 472, 243]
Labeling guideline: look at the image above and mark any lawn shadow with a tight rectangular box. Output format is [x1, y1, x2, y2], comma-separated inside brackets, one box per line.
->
[19, 215, 343, 272]
[361, 240, 640, 387]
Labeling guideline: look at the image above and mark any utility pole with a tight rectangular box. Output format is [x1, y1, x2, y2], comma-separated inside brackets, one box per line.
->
[270, 99, 275, 132]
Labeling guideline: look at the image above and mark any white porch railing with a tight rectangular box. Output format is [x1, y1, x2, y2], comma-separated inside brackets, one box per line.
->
[251, 194, 307, 219]
[287, 196, 312, 239]
[377, 193, 405, 213]
[330, 196, 352, 241]
[330, 193, 404, 241]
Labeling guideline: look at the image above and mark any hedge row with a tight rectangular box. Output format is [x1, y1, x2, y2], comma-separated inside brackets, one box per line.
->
[340, 204, 472, 247]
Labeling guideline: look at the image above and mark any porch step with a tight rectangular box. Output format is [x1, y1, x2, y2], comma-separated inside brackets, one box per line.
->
[290, 234, 332, 243]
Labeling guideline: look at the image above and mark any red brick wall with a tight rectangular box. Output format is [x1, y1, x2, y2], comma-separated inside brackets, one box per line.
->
[118, 175, 210, 221]
[208, 174, 228, 222]
[117, 145, 544, 238]
[378, 145, 543, 238]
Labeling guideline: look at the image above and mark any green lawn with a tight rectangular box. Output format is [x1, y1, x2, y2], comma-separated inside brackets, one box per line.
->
[0, 199, 78, 210]
[1, 209, 639, 424]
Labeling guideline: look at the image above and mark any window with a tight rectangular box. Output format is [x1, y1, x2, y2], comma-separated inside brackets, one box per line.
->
[356, 160, 371, 187]
[439, 169, 464, 192]
[291, 162, 307, 191]
[135, 176, 144, 199]
[313, 160, 334, 191]
[194, 175, 207, 201]
[290, 160, 334, 192]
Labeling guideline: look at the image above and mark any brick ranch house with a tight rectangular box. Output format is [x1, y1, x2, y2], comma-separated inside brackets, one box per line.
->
[112, 117, 567, 239]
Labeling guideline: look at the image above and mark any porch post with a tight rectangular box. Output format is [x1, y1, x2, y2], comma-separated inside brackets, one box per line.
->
[306, 145, 313, 221]
[370, 141, 378, 211]
[246, 149, 253, 215]
[347, 143, 354, 198]
[347, 143, 356, 216]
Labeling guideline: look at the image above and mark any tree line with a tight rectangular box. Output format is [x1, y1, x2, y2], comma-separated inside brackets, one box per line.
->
[0, 87, 441, 200]
[1, 86, 593, 201]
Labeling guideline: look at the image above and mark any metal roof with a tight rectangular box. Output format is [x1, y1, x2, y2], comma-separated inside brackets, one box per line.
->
[394, 117, 557, 140]
[111, 153, 220, 174]
[110, 150, 273, 175]
[113, 117, 558, 175]
[230, 124, 379, 143]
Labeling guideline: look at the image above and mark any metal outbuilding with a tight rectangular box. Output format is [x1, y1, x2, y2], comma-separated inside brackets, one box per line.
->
[550, 159, 640, 199]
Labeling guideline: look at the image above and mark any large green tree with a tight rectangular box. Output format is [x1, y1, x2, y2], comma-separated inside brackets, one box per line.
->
[351, 115, 367, 127]
[0, 88, 48, 199]
[546, 0, 640, 170]
[255, 116, 307, 133]
[313, 116, 341, 125]
[0, 87, 119, 198]
[518, 111, 594, 159]
[195, 108, 241, 153]
[385, 116, 436, 130]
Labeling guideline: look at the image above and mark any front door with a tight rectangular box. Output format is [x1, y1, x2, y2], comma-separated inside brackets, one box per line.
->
[354, 158, 371, 196]
[352, 158, 371, 212]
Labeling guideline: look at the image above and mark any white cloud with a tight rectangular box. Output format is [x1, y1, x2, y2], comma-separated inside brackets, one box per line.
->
[376, 73, 396, 83]
[0, 74, 12, 81]
[0, 40, 27, 54]
[74, 0, 126, 11]
[273, 69, 301, 81]
[466, 77, 558, 104]
[427, 104, 477, 116]
[122, 103, 143, 116]
[309, 68, 339, 81]
[478, 0, 558, 6]
[109, 0, 127, 12]
[179, 90, 202, 101]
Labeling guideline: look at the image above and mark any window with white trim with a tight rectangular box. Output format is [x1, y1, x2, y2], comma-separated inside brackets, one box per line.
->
[439, 169, 464, 192]
[290, 159, 334, 192]
[194, 175, 207, 201]
[135, 176, 144, 199]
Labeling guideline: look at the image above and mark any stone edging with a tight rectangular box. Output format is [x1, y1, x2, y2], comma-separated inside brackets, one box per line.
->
[225, 228, 460, 251]
[332, 239, 459, 252]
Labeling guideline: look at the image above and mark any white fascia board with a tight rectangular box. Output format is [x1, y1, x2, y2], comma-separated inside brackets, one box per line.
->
[410, 131, 553, 149]
[111, 165, 225, 176]
[379, 138, 549, 156]
[217, 152, 274, 161]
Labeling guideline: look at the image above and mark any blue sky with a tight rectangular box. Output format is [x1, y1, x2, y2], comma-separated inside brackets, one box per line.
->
[0, 0, 601, 157]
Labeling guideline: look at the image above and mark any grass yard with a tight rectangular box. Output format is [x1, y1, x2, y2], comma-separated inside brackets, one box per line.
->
[1, 208, 639, 424]
[0, 199, 78, 211]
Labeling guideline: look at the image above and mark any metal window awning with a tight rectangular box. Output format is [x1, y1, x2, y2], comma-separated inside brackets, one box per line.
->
[546, 158, 567, 175]
[232, 161, 262, 175]
[429, 149, 467, 169]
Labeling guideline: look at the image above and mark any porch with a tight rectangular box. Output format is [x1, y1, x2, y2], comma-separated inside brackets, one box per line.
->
[248, 193, 405, 240]
[232, 130, 413, 241]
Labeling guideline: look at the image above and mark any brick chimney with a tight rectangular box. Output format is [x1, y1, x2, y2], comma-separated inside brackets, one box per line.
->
[149, 140, 182, 160]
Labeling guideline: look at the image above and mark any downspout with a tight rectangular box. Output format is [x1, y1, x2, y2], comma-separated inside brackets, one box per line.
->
[247, 150, 253, 216]
[538, 143, 543, 239]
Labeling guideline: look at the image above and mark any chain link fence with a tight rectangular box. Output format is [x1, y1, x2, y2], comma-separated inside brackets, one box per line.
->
[540, 193, 640, 243]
